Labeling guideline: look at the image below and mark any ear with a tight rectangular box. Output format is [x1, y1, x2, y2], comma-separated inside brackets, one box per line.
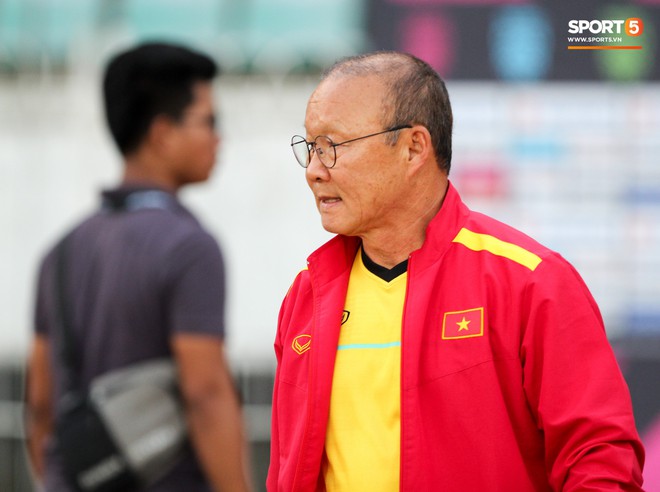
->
[405, 125, 434, 175]
[146, 114, 178, 153]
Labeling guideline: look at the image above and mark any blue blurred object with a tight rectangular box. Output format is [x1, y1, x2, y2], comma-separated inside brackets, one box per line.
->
[489, 6, 553, 81]
[510, 137, 564, 162]
[626, 309, 660, 334]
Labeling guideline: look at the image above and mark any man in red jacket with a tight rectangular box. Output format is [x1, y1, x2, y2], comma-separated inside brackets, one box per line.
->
[268, 51, 645, 491]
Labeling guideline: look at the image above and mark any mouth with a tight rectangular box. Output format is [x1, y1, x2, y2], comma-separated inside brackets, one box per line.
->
[317, 195, 342, 210]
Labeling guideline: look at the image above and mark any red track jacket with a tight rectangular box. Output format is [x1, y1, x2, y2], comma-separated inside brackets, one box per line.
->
[268, 183, 644, 491]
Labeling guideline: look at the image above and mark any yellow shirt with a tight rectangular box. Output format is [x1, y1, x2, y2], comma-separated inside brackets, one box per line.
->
[323, 250, 407, 491]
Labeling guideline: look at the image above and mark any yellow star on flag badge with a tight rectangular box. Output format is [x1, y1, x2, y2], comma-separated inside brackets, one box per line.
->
[442, 307, 484, 339]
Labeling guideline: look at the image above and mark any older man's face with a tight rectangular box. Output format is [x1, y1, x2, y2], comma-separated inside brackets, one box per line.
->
[304, 75, 410, 238]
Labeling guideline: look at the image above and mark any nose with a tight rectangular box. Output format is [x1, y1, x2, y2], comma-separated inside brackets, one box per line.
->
[305, 152, 331, 182]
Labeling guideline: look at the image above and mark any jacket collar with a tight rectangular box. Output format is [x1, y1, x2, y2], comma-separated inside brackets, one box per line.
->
[411, 180, 470, 269]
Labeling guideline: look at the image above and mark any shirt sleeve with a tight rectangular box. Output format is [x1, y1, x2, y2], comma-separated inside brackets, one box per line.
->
[520, 254, 645, 490]
[164, 230, 226, 339]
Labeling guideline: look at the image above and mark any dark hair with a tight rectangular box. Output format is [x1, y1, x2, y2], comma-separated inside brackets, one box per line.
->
[103, 42, 218, 155]
[322, 52, 453, 173]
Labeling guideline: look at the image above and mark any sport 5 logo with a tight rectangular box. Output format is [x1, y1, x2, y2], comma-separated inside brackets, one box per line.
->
[568, 18, 643, 37]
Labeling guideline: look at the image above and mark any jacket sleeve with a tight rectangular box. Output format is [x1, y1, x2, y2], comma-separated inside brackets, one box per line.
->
[520, 254, 644, 491]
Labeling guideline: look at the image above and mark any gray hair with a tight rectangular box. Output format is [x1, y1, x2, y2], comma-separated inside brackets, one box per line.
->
[321, 52, 453, 173]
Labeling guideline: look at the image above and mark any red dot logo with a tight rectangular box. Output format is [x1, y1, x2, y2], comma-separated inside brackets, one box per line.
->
[625, 18, 643, 37]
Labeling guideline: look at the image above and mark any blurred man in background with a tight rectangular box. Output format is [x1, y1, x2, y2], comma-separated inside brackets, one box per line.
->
[25, 42, 251, 492]
[268, 51, 645, 491]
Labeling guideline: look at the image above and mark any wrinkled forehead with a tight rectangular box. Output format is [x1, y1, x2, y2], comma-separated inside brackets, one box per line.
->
[305, 74, 389, 134]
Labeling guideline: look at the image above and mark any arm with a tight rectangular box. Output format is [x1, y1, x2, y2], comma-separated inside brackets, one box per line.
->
[172, 334, 252, 492]
[521, 258, 644, 490]
[24, 334, 53, 481]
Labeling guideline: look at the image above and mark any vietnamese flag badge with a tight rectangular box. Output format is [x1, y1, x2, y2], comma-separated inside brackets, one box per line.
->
[442, 307, 484, 340]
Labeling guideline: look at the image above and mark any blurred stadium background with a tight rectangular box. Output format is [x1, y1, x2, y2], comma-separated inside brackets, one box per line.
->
[1, 0, 659, 490]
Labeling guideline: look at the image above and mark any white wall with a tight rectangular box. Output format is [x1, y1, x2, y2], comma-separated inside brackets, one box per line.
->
[2, 74, 659, 366]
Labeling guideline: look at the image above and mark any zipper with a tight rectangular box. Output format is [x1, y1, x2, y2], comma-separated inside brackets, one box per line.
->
[399, 252, 414, 492]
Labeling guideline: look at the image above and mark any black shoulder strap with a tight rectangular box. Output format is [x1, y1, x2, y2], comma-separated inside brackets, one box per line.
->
[54, 235, 82, 394]
[101, 190, 178, 213]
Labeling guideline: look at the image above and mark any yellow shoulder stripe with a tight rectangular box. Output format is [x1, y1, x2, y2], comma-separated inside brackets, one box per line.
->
[452, 228, 542, 271]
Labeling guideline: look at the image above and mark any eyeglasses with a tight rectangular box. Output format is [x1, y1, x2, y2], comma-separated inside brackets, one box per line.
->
[290, 124, 412, 169]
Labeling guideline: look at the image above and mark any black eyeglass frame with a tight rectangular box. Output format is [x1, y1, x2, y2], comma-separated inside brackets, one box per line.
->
[291, 124, 413, 169]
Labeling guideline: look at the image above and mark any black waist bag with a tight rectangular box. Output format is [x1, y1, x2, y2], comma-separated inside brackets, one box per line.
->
[55, 359, 187, 492]
[56, 393, 138, 492]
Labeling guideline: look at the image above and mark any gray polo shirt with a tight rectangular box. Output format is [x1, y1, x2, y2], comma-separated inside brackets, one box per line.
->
[34, 185, 225, 492]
